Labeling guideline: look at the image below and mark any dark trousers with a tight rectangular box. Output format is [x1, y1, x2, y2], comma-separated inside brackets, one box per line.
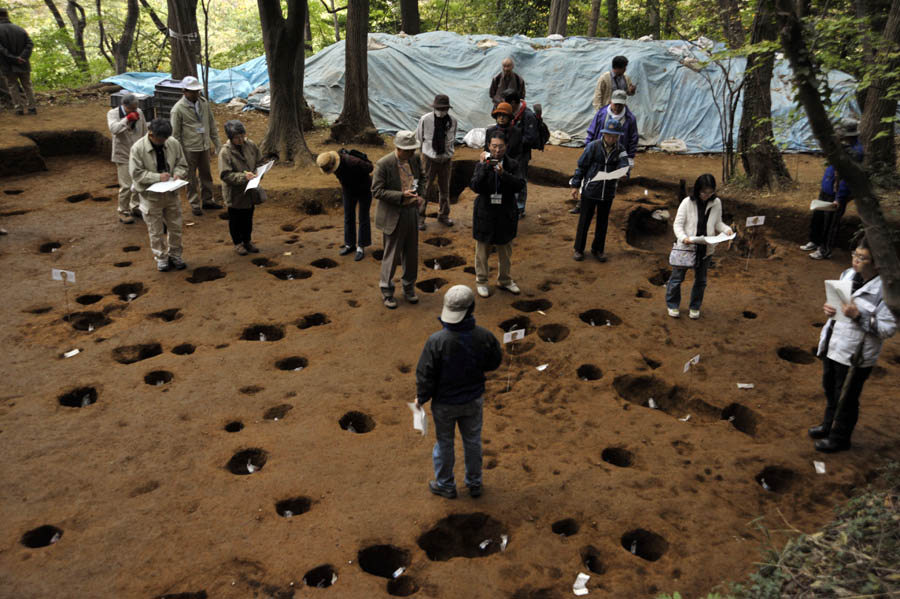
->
[821, 357, 872, 443]
[228, 206, 254, 245]
[431, 398, 484, 491]
[809, 200, 846, 255]
[343, 192, 371, 248]
[516, 153, 530, 211]
[574, 197, 613, 254]
[666, 256, 710, 311]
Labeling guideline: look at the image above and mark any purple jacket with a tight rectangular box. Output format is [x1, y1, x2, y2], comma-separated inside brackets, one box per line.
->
[585, 106, 638, 158]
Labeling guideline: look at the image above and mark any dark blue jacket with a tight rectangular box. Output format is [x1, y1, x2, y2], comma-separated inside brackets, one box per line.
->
[512, 104, 541, 159]
[820, 139, 864, 205]
[585, 106, 639, 158]
[471, 156, 524, 245]
[569, 140, 630, 201]
[416, 316, 503, 405]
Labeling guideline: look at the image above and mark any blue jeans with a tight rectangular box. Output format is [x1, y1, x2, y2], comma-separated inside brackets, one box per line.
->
[665, 256, 710, 311]
[431, 397, 484, 491]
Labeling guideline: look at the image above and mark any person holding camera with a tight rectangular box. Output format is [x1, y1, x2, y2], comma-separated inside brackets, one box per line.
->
[470, 129, 525, 298]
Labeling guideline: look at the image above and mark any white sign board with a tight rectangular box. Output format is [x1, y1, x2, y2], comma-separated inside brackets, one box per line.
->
[745, 215, 765, 227]
[51, 269, 75, 283]
[683, 354, 700, 373]
[503, 329, 525, 344]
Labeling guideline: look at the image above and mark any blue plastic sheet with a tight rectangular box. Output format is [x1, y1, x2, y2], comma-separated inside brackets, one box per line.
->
[103, 31, 869, 153]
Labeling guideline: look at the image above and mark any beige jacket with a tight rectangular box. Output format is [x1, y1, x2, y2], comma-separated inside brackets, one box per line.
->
[107, 106, 148, 164]
[592, 71, 634, 111]
[218, 140, 263, 209]
[372, 151, 421, 236]
[128, 134, 189, 195]
[170, 96, 220, 152]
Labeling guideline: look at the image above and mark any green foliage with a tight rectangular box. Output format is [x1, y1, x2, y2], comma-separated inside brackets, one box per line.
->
[28, 28, 97, 90]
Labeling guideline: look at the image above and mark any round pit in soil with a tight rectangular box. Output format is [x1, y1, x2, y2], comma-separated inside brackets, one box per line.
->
[577, 364, 602, 381]
[122, 245, 140, 252]
[721, 403, 759, 435]
[551, 518, 579, 536]
[241, 324, 285, 341]
[251, 257, 276, 267]
[296, 313, 329, 329]
[112, 282, 145, 302]
[580, 309, 622, 327]
[424, 255, 465, 270]
[648, 268, 671, 286]
[755, 466, 795, 493]
[311, 258, 338, 269]
[511, 299, 552, 312]
[226, 448, 268, 475]
[186, 266, 225, 284]
[264, 404, 293, 420]
[224, 421, 243, 433]
[621, 529, 668, 561]
[581, 545, 607, 574]
[417, 513, 508, 561]
[39, 241, 61, 253]
[113, 261, 131, 267]
[387, 576, 419, 597]
[424, 236, 452, 247]
[144, 370, 173, 386]
[601, 447, 633, 468]
[268, 268, 312, 281]
[75, 294, 103, 305]
[499, 315, 532, 334]
[743, 310, 758, 319]
[172, 343, 195, 355]
[275, 496, 311, 517]
[416, 278, 448, 293]
[65, 311, 110, 331]
[113, 343, 162, 364]
[777, 346, 815, 364]
[358, 544, 411, 578]
[303, 564, 335, 588]
[58, 386, 98, 408]
[149, 308, 182, 322]
[339, 411, 375, 433]
[65, 192, 90, 203]
[20, 525, 63, 548]
[537, 324, 569, 343]
[275, 356, 307, 371]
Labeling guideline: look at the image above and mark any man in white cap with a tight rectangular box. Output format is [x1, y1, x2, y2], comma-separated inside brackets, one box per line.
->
[415, 284, 503, 499]
[372, 130, 423, 309]
[107, 93, 148, 224]
[171, 75, 221, 216]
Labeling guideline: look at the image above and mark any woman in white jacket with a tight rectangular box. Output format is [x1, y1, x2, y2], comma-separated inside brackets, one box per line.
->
[665, 174, 733, 319]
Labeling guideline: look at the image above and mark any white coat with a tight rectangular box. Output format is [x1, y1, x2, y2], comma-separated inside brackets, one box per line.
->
[672, 196, 730, 256]
[817, 269, 896, 367]
[107, 106, 148, 165]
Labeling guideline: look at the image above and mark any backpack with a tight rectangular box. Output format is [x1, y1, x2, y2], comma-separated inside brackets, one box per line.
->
[537, 118, 550, 151]
[340, 148, 371, 165]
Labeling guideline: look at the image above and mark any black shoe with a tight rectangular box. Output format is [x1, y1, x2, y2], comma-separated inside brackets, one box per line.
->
[569, 205, 580, 214]
[339, 245, 353, 256]
[815, 438, 851, 453]
[573, 251, 584, 261]
[807, 424, 830, 439]
[468, 485, 483, 498]
[428, 480, 457, 499]
[591, 249, 607, 262]
[202, 202, 223, 210]
[354, 249, 364, 261]
[27, 107, 37, 115]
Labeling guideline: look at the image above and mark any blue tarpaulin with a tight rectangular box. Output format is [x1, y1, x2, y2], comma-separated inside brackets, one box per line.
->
[102, 31, 864, 153]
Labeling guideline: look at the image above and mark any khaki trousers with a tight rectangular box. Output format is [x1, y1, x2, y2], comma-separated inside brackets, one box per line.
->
[2, 71, 36, 111]
[380, 205, 419, 296]
[140, 191, 184, 261]
[474, 241, 512, 286]
[418, 155, 452, 224]
[185, 150, 214, 209]
[115, 163, 138, 217]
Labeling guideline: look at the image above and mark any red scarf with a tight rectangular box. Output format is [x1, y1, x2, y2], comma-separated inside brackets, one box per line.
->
[511, 100, 528, 125]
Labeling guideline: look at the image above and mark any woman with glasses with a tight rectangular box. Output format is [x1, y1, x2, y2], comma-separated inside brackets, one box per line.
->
[809, 237, 896, 453]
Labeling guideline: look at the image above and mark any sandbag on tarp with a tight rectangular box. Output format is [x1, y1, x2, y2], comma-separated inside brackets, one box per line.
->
[104, 31, 870, 153]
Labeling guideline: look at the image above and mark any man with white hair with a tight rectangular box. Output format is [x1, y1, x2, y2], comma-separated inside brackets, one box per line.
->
[489, 57, 526, 107]
[372, 131, 423, 309]
[171, 75, 221, 216]
[415, 284, 503, 499]
[107, 94, 148, 224]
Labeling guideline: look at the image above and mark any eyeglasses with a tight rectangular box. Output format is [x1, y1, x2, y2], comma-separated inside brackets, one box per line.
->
[851, 252, 871, 262]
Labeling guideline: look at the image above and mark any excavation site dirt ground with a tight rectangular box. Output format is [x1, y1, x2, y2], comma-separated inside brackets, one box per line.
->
[1, 102, 899, 599]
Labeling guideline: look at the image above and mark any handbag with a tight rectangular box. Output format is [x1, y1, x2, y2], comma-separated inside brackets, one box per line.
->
[248, 187, 266, 205]
[668, 242, 696, 267]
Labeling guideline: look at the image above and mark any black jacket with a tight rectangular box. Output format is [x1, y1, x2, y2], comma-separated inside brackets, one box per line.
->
[334, 149, 373, 197]
[0, 19, 33, 74]
[484, 124, 523, 160]
[416, 316, 503, 405]
[471, 156, 524, 245]
[569, 140, 630, 202]
[512, 105, 540, 159]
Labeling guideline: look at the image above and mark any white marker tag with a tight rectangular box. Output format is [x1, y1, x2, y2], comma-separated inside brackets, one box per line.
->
[503, 329, 525, 344]
[573, 572, 590, 596]
[814, 461, 826, 474]
[536, 364, 549, 371]
[737, 383, 754, 389]
[490, 193, 502, 205]
[683, 354, 700, 373]
[63, 349, 80, 358]
[51, 269, 75, 283]
[745, 215, 765, 227]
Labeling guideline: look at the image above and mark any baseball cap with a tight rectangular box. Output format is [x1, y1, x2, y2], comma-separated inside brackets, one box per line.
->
[611, 89, 628, 105]
[181, 76, 203, 91]
[441, 285, 475, 324]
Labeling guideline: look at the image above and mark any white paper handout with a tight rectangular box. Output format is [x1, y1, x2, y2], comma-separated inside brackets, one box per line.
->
[503, 329, 525, 344]
[810, 198, 837, 211]
[407, 401, 428, 436]
[589, 166, 630, 182]
[573, 572, 590, 596]
[245, 160, 275, 191]
[51, 268, 75, 283]
[825, 279, 854, 323]
[814, 460, 826, 474]
[693, 231, 737, 245]
[147, 178, 189, 193]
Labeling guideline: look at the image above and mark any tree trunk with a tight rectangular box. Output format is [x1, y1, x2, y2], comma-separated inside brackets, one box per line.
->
[776, 0, 900, 319]
[738, 0, 791, 188]
[548, 0, 570, 35]
[608, 0, 620, 37]
[97, 0, 140, 74]
[859, 0, 900, 180]
[663, 0, 677, 37]
[305, 7, 313, 50]
[257, 0, 314, 164]
[331, 0, 341, 42]
[795, 0, 810, 16]
[400, 0, 420, 34]
[330, 0, 381, 144]
[167, 0, 200, 79]
[587, 0, 602, 36]
[43, 0, 90, 73]
[717, 0, 745, 48]
[647, 0, 661, 38]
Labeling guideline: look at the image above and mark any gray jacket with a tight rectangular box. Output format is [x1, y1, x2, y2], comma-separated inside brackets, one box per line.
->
[107, 107, 148, 164]
[372, 151, 421, 236]
[171, 96, 220, 152]
[817, 269, 896, 368]
[0, 18, 33, 74]
[128, 134, 189, 196]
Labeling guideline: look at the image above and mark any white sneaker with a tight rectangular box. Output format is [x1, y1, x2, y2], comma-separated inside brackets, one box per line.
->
[689, 309, 701, 319]
[498, 281, 521, 294]
[667, 308, 680, 318]
[800, 242, 817, 251]
[809, 249, 828, 260]
[476, 285, 490, 298]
